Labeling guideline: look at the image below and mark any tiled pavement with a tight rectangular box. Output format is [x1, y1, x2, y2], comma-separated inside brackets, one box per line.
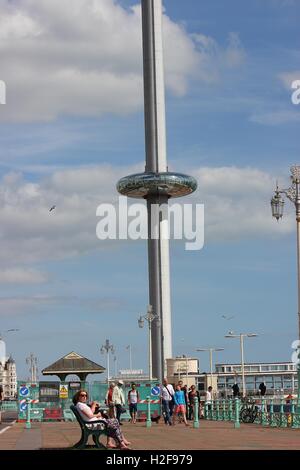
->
[0, 420, 300, 450]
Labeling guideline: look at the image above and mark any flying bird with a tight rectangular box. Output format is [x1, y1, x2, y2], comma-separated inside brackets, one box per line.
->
[49, 205, 56, 212]
[221, 315, 235, 320]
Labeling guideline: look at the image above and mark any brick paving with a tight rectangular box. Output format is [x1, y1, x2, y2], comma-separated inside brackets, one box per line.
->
[1, 420, 300, 450]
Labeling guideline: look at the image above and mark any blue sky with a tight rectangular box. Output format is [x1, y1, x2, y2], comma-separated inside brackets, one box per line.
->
[0, 0, 299, 381]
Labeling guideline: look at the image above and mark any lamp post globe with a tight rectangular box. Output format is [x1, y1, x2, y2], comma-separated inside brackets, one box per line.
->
[271, 190, 284, 221]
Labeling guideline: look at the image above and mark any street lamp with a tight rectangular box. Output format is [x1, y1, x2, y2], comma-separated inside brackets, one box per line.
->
[271, 166, 300, 406]
[225, 332, 258, 397]
[138, 305, 159, 381]
[196, 347, 224, 389]
[100, 339, 115, 383]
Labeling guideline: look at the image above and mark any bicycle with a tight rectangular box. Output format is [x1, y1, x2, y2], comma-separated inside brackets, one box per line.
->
[239, 398, 259, 423]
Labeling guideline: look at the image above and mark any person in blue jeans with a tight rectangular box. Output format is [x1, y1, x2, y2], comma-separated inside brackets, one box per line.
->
[161, 378, 174, 426]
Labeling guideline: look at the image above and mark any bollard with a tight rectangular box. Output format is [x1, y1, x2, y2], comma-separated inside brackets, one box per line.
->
[25, 398, 31, 429]
[193, 396, 199, 428]
[234, 398, 240, 429]
[146, 396, 151, 428]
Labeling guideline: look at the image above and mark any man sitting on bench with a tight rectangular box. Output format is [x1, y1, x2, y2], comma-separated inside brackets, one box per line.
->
[73, 390, 132, 450]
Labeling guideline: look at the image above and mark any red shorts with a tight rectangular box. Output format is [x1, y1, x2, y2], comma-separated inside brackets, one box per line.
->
[175, 404, 186, 414]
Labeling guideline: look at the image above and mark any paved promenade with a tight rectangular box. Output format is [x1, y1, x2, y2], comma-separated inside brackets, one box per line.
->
[0, 420, 300, 450]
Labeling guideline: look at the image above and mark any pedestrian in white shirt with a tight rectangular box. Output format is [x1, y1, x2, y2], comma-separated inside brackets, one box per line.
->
[161, 378, 175, 425]
[205, 386, 213, 411]
[113, 380, 125, 425]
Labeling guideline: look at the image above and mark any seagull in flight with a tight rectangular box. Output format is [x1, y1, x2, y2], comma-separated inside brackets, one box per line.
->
[49, 205, 56, 212]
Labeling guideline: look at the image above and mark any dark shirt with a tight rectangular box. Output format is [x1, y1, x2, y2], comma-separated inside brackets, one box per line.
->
[188, 390, 200, 404]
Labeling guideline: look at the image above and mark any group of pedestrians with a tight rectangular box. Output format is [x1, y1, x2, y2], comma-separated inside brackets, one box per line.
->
[161, 378, 200, 426]
[105, 381, 140, 424]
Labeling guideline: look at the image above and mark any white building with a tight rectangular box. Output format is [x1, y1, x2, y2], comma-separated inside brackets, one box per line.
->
[0, 337, 17, 399]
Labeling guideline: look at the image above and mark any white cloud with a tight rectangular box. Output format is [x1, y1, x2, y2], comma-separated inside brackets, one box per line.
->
[0, 164, 293, 270]
[0, 267, 48, 284]
[279, 71, 300, 89]
[249, 110, 300, 125]
[0, 0, 201, 122]
[190, 31, 245, 83]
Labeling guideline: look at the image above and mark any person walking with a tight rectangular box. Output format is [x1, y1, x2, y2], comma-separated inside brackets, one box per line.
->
[161, 378, 175, 426]
[259, 382, 266, 397]
[128, 383, 139, 424]
[188, 385, 200, 420]
[172, 385, 189, 426]
[105, 382, 116, 418]
[205, 385, 213, 412]
[232, 382, 240, 398]
[113, 380, 126, 425]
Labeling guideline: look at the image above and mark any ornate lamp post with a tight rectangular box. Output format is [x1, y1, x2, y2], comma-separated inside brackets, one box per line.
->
[271, 165, 300, 406]
[225, 332, 258, 397]
[138, 304, 159, 381]
[101, 339, 115, 383]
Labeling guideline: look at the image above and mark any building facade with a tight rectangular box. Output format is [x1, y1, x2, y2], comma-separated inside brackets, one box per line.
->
[0, 338, 17, 399]
[213, 361, 297, 396]
[166, 356, 199, 388]
[166, 357, 298, 396]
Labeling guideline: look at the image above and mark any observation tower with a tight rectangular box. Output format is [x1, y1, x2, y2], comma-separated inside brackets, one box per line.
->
[117, 0, 197, 382]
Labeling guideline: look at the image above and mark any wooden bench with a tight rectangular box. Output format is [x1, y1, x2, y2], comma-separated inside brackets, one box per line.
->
[70, 405, 108, 449]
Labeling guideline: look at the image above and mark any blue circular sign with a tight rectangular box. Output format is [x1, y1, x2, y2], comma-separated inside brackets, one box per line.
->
[20, 403, 27, 412]
[20, 386, 29, 397]
[151, 386, 160, 396]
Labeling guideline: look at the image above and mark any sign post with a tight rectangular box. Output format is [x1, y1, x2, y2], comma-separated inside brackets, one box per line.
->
[25, 397, 31, 429]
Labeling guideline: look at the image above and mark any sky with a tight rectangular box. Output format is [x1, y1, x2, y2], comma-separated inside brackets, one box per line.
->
[0, 0, 299, 381]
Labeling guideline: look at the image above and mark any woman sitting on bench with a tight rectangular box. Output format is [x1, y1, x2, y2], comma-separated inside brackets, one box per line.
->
[73, 390, 131, 450]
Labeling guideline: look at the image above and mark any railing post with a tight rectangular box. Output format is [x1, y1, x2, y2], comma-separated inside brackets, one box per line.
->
[234, 398, 240, 429]
[261, 397, 268, 426]
[216, 399, 220, 420]
[228, 399, 233, 421]
[25, 398, 31, 429]
[291, 398, 298, 428]
[193, 396, 199, 428]
[146, 396, 151, 428]
[280, 397, 287, 428]
[269, 399, 276, 427]
[204, 401, 208, 420]
[212, 400, 216, 420]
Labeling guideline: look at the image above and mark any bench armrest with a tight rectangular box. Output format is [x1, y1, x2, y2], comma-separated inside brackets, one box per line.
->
[82, 419, 108, 428]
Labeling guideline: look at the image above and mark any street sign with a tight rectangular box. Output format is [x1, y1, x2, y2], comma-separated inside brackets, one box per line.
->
[19, 386, 29, 397]
[151, 386, 160, 396]
[20, 402, 27, 412]
[59, 384, 68, 399]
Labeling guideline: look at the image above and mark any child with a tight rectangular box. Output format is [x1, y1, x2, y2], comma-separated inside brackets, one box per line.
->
[172, 385, 189, 426]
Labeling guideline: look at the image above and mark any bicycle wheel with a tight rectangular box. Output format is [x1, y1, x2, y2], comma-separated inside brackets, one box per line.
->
[240, 409, 252, 423]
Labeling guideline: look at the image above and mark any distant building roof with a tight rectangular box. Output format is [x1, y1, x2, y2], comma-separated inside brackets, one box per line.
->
[42, 351, 105, 381]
